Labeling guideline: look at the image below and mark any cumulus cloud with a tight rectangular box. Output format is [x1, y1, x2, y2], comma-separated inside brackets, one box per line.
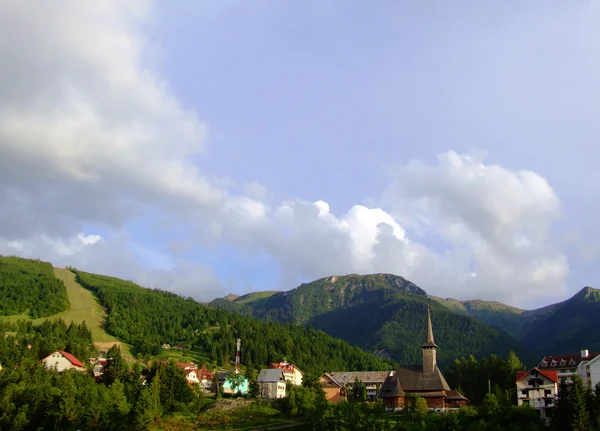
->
[0, 1, 569, 307]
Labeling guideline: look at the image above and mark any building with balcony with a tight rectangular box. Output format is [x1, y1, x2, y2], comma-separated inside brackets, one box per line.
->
[516, 367, 558, 424]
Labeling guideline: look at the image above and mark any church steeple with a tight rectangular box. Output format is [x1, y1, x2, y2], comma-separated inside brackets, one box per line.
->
[422, 307, 437, 374]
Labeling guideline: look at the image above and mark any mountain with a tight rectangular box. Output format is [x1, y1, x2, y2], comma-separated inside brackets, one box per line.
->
[210, 273, 536, 367]
[434, 286, 600, 356]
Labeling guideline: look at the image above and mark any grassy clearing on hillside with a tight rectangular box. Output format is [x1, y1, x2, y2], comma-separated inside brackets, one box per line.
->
[0, 267, 132, 357]
[234, 291, 280, 304]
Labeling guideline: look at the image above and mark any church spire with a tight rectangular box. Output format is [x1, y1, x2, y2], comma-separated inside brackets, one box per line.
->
[422, 307, 438, 374]
[422, 307, 438, 348]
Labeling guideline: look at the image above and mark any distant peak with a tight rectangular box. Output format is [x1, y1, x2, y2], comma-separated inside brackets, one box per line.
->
[222, 293, 239, 302]
[574, 286, 600, 302]
[317, 273, 427, 295]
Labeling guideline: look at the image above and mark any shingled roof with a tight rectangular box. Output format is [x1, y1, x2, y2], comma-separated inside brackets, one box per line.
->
[257, 369, 285, 383]
[379, 373, 405, 398]
[329, 371, 391, 385]
[394, 364, 451, 392]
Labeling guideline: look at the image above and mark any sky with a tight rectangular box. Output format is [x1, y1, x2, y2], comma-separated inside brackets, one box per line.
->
[1, 0, 599, 309]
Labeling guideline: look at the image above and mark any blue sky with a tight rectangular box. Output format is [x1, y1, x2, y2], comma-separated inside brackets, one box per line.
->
[1, 0, 600, 308]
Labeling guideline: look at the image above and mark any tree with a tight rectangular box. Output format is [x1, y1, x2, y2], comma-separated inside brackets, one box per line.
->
[102, 345, 127, 386]
[226, 373, 246, 396]
[571, 376, 591, 431]
[482, 393, 500, 416]
[414, 397, 429, 416]
[350, 376, 364, 402]
[360, 384, 367, 403]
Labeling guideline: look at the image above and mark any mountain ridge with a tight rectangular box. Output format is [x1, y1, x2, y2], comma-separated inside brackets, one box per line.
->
[210, 273, 537, 366]
[210, 273, 600, 364]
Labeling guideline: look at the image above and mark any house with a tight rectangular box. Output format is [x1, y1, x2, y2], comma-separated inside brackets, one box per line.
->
[585, 352, 600, 389]
[538, 350, 599, 384]
[516, 367, 558, 424]
[184, 367, 214, 391]
[318, 373, 346, 403]
[161, 344, 171, 350]
[271, 361, 304, 386]
[257, 369, 287, 399]
[379, 308, 468, 410]
[175, 362, 197, 371]
[41, 350, 85, 373]
[196, 368, 215, 392]
[328, 371, 391, 402]
[218, 370, 249, 395]
[89, 357, 107, 382]
[185, 369, 200, 385]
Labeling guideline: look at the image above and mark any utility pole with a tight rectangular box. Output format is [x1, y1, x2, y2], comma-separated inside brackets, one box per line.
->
[235, 338, 241, 374]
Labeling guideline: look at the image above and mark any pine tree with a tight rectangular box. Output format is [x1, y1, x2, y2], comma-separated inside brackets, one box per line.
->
[571, 376, 591, 431]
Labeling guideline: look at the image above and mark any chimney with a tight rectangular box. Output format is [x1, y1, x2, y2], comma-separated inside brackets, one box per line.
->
[581, 349, 589, 359]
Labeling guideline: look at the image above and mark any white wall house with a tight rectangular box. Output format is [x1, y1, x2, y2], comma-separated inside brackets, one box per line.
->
[586, 353, 600, 389]
[185, 369, 200, 385]
[41, 350, 85, 373]
[271, 362, 304, 386]
[539, 350, 599, 384]
[516, 367, 558, 424]
[257, 369, 287, 399]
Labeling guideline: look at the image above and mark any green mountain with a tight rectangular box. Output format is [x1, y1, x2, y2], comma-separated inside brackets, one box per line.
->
[210, 273, 537, 367]
[0, 256, 395, 375]
[434, 286, 600, 356]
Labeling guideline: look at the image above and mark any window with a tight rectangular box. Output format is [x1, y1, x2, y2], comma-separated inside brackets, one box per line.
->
[522, 390, 528, 396]
[544, 390, 552, 396]
[560, 359, 566, 366]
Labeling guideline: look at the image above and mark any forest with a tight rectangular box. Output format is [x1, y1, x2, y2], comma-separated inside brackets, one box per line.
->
[0, 256, 69, 318]
[0, 324, 200, 431]
[72, 270, 394, 375]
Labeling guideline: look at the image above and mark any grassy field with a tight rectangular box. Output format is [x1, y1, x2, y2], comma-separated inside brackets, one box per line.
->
[0, 267, 132, 357]
[233, 291, 280, 304]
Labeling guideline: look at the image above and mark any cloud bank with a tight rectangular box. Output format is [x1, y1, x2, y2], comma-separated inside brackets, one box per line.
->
[0, 0, 569, 307]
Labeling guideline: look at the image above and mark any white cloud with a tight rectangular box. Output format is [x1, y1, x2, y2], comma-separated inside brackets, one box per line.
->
[0, 1, 569, 307]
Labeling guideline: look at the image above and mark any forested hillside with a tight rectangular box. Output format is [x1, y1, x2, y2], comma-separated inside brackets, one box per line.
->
[0, 256, 69, 318]
[211, 274, 536, 366]
[72, 270, 394, 375]
[435, 286, 600, 356]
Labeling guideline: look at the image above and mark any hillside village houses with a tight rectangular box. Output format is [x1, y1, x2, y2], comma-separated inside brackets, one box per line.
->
[516, 367, 558, 424]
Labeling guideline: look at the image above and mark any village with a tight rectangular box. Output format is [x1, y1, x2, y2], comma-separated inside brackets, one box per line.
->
[31, 308, 600, 424]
